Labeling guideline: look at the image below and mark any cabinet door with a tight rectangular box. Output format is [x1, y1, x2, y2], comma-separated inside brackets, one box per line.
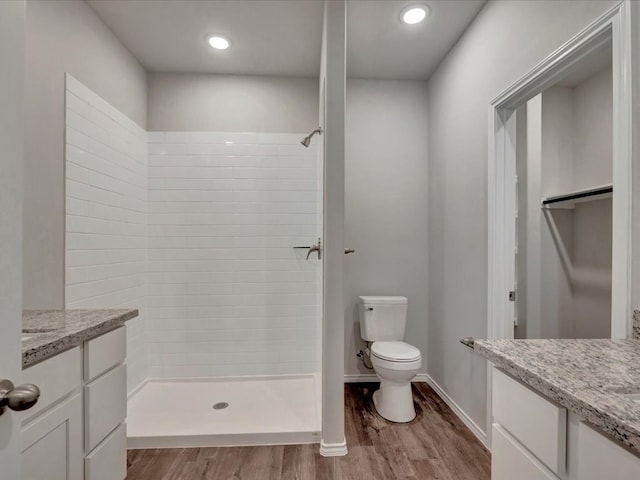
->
[85, 363, 126, 452]
[578, 422, 640, 478]
[19, 346, 82, 424]
[22, 393, 83, 480]
[492, 424, 559, 480]
[492, 369, 566, 474]
[86, 423, 127, 480]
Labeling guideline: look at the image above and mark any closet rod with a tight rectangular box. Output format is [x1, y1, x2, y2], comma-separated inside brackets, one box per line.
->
[541, 185, 613, 206]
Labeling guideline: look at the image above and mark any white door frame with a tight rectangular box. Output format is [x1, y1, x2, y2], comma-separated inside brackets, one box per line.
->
[487, 0, 639, 445]
[0, 0, 25, 477]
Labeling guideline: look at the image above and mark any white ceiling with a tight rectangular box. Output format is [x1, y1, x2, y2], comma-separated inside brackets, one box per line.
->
[88, 0, 486, 80]
[87, 0, 325, 77]
[347, 0, 485, 80]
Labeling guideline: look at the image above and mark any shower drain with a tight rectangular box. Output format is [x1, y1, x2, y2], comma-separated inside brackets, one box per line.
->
[213, 402, 229, 410]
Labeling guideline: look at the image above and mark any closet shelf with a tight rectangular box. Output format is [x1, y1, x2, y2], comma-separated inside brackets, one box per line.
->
[541, 184, 613, 209]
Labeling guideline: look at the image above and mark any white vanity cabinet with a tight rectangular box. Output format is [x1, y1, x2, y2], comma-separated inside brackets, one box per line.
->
[492, 368, 566, 480]
[83, 327, 127, 480]
[491, 367, 640, 479]
[19, 326, 127, 480]
[22, 393, 84, 480]
[577, 421, 640, 479]
[491, 424, 558, 480]
[20, 348, 84, 480]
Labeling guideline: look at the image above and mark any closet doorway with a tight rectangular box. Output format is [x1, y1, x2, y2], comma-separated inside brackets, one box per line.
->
[514, 41, 613, 339]
[488, 2, 638, 344]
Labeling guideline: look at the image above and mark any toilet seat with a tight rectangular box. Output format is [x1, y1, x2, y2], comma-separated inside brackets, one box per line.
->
[371, 341, 421, 362]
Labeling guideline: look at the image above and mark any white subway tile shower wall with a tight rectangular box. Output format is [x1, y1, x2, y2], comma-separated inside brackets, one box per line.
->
[147, 132, 320, 378]
[64, 76, 320, 383]
[64, 74, 148, 393]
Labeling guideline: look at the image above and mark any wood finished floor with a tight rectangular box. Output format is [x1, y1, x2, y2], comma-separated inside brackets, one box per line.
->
[126, 382, 491, 480]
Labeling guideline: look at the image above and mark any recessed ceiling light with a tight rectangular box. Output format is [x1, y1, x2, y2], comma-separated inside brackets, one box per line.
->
[207, 35, 230, 50]
[401, 5, 429, 25]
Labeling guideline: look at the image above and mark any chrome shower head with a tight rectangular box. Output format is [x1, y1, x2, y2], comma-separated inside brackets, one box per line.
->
[300, 127, 322, 147]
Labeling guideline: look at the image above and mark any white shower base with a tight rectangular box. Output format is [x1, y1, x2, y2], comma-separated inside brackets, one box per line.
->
[127, 374, 321, 449]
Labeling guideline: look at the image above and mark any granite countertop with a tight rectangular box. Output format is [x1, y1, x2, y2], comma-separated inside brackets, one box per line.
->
[475, 338, 640, 455]
[22, 309, 138, 368]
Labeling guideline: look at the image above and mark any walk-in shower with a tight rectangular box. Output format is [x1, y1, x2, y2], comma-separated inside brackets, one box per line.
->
[127, 129, 324, 448]
[63, 76, 324, 449]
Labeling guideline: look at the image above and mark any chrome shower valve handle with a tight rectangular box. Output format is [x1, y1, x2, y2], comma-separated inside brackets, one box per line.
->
[306, 238, 322, 260]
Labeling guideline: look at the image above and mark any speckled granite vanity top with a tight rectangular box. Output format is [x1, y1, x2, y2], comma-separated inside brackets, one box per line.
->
[22, 309, 138, 368]
[475, 338, 640, 454]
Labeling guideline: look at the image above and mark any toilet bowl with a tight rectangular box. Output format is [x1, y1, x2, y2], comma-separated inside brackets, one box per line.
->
[369, 340, 422, 422]
[358, 296, 422, 423]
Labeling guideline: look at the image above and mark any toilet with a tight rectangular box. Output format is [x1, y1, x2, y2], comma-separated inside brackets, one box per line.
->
[358, 296, 422, 423]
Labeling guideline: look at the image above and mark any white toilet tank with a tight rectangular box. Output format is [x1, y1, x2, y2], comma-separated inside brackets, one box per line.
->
[358, 296, 408, 342]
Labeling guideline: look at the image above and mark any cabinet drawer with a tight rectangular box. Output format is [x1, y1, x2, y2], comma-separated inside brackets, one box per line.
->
[84, 326, 126, 382]
[492, 424, 559, 480]
[492, 368, 566, 474]
[578, 421, 640, 478]
[22, 393, 83, 480]
[20, 346, 82, 424]
[85, 363, 127, 452]
[86, 423, 127, 480]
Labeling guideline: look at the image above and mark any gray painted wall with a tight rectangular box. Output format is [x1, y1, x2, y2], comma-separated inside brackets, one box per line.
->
[147, 73, 318, 132]
[426, 0, 618, 436]
[23, 0, 147, 309]
[344, 79, 429, 376]
[573, 67, 613, 190]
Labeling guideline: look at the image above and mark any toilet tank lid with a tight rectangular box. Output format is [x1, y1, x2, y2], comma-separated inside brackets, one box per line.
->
[358, 296, 407, 305]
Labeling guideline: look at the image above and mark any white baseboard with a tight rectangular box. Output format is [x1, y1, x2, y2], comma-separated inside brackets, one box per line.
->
[319, 438, 348, 457]
[424, 374, 488, 448]
[343, 373, 430, 383]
